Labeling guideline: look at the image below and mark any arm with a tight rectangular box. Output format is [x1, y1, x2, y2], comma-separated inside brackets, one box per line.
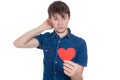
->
[63, 39, 87, 80]
[63, 60, 84, 80]
[13, 19, 53, 48]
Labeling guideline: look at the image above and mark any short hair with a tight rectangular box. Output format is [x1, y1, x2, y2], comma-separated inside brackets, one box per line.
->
[48, 1, 70, 18]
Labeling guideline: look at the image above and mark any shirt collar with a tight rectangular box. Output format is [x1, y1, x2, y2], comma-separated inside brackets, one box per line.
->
[51, 28, 71, 39]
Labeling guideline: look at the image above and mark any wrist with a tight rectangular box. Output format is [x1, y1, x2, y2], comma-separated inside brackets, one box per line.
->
[71, 75, 83, 80]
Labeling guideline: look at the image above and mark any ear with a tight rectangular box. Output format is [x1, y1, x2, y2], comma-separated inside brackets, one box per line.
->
[47, 18, 53, 26]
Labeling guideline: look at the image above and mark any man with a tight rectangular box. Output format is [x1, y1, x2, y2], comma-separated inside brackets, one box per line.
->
[14, 1, 88, 80]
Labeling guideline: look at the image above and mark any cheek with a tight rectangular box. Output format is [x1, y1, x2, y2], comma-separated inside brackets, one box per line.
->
[51, 21, 57, 26]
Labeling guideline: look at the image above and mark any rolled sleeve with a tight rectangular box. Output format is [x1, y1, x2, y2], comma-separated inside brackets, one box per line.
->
[76, 39, 88, 67]
[34, 32, 50, 49]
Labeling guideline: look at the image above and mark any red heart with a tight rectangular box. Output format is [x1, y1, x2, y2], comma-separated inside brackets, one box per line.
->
[58, 48, 76, 61]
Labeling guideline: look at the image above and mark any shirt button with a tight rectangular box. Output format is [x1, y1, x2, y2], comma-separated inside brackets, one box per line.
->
[45, 50, 47, 52]
[55, 72, 57, 74]
[55, 61, 57, 63]
[58, 40, 61, 43]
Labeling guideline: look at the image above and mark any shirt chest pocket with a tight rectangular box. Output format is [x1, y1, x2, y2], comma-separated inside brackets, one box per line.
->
[43, 47, 55, 61]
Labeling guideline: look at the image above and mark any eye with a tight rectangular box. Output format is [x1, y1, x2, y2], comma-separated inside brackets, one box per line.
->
[54, 18, 58, 20]
[63, 17, 66, 19]
[62, 16, 67, 19]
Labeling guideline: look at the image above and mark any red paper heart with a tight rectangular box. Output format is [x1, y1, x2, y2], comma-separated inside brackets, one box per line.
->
[58, 48, 76, 61]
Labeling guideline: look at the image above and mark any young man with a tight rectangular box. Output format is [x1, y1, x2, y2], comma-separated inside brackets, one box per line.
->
[14, 1, 88, 80]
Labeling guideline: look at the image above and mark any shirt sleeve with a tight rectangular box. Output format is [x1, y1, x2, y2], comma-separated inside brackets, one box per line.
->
[76, 39, 88, 67]
[34, 32, 50, 49]
[34, 34, 44, 49]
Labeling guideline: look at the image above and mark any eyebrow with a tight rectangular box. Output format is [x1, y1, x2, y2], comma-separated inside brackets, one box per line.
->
[52, 14, 68, 18]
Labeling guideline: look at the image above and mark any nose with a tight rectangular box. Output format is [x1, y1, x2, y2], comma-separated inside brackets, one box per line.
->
[58, 19, 63, 26]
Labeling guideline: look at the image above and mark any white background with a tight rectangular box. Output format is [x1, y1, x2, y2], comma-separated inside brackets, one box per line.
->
[0, 0, 120, 80]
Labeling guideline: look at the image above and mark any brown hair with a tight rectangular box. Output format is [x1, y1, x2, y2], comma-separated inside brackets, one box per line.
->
[48, 1, 70, 18]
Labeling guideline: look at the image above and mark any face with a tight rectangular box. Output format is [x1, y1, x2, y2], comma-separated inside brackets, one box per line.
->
[50, 13, 70, 34]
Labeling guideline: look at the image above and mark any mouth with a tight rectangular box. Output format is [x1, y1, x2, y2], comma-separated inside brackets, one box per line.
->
[58, 27, 64, 29]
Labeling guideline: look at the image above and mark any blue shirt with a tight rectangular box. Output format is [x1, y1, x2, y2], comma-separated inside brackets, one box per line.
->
[35, 28, 88, 80]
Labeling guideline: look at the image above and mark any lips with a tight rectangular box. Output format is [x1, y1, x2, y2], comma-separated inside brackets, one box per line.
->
[58, 27, 64, 29]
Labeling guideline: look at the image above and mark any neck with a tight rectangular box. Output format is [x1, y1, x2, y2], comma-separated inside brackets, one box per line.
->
[57, 29, 68, 38]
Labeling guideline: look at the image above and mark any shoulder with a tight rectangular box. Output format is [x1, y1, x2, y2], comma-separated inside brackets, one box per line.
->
[37, 31, 53, 38]
[34, 31, 54, 41]
[71, 34, 86, 44]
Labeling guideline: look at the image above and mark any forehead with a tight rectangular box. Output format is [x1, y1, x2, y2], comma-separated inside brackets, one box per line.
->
[51, 13, 69, 18]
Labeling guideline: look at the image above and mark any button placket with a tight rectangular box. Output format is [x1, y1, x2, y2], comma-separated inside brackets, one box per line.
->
[53, 38, 62, 80]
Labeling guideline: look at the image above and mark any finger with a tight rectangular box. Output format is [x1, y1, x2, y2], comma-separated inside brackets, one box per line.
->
[64, 60, 77, 67]
[64, 68, 71, 76]
[63, 62, 74, 70]
[63, 66, 72, 73]
[63, 66, 74, 77]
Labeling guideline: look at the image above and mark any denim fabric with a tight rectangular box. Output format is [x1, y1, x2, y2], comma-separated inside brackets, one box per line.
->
[35, 28, 88, 80]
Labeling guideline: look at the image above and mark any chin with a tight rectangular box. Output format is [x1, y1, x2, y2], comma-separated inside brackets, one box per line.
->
[56, 29, 66, 33]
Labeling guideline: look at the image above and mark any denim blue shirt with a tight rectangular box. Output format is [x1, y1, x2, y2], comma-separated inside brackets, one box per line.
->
[35, 28, 88, 80]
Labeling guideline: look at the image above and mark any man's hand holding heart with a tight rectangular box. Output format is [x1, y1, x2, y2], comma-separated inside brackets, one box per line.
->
[63, 60, 83, 80]
[58, 48, 84, 80]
